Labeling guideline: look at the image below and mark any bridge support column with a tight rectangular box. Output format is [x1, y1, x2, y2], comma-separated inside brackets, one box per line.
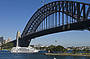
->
[67, 24, 70, 29]
[19, 38, 31, 47]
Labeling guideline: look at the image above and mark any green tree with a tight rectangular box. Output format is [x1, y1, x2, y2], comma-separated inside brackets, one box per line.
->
[2, 42, 14, 50]
[46, 45, 67, 52]
[83, 48, 90, 53]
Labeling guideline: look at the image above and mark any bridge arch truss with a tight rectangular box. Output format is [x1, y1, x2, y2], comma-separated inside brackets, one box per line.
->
[22, 1, 90, 37]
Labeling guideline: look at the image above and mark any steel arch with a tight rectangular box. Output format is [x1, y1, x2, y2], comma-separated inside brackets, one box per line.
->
[22, 1, 90, 37]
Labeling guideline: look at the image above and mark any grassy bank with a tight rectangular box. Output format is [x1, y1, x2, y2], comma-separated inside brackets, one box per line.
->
[44, 53, 90, 57]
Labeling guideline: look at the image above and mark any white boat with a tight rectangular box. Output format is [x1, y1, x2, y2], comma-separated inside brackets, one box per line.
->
[11, 46, 39, 53]
[11, 31, 39, 53]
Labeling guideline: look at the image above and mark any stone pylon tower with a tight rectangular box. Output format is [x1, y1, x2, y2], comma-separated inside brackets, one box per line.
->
[16, 31, 21, 47]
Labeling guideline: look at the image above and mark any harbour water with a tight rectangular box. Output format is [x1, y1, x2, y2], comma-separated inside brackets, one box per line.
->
[0, 52, 90, 59]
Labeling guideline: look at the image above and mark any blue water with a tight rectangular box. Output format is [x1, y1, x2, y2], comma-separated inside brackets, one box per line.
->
[0, 52, 90, 59]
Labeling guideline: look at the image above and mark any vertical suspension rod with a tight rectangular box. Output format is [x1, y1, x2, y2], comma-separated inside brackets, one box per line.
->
[58, 2, 60, 26]
[83, 4, 86, 21]
[77, 3, 80, 22]
[69, 2, 72, 23]
[66, 1, 68, 24]
[48, 6, 50, 28]
[44, 15, 45, 30]
[46, 4, 47, 29]
[72, 2, 74, 23]
[55, 3, 57, 27]
[46, 16, 47, 29]
[62, 1, 64, 26]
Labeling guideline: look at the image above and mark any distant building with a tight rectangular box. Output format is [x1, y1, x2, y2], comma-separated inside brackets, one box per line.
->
[0, 37, 3, 46]
[34, 44, 42, 48]
[4, 37, 11, 44]
[0, 37, 4, 50]
[66, 46, 75, 50]
[67, 46, 90, 50]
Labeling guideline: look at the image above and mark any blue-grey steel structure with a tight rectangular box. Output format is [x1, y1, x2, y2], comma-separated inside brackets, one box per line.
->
[13, 1, 90, 47]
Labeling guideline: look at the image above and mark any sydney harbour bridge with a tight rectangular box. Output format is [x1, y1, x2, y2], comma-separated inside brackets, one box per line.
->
[10, 1, 90, 47]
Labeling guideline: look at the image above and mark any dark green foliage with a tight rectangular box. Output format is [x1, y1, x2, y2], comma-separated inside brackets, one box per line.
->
[46, 45, 67, 52]
[2, 43, 14, 49]
[83, 48, 90, 53]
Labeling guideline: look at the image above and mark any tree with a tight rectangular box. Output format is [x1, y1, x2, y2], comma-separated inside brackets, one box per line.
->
[46, 45, 67, 53]
[2, 42, 14, 49]
[83, 48, 90, 53]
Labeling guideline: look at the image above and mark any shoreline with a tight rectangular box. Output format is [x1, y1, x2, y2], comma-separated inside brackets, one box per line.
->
[44, 53, 90, 57]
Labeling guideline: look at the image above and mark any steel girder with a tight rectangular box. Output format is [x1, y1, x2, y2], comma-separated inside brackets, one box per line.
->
[21, 1, 90, 37]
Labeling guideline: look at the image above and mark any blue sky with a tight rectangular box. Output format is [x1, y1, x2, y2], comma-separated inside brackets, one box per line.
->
[0, 0, 90, 47]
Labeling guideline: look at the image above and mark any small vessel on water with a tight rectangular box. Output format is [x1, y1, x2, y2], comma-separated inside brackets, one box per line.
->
[11, 31, 39, 53]
[11, 46, 39, 53]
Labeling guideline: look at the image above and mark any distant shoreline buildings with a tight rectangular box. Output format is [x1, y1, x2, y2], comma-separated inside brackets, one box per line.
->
[0, 37, 11, 49]
[4, 37, 11, 44]
[0, 37, 3, 46]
